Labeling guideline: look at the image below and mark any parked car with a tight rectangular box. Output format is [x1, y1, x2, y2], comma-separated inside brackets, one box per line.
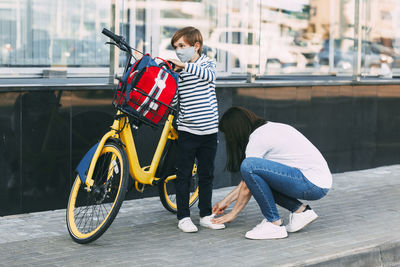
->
[206, 27, 307, 74]
[318, 38, 398, 72]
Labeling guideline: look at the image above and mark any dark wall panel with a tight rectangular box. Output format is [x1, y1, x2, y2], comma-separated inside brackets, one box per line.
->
[19, 91, 71, 213]
[0, 84, 399, 215]
[0, 92, 21, 215]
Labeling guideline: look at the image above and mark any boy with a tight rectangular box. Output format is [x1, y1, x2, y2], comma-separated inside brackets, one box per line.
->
[168, 26, 224, 232]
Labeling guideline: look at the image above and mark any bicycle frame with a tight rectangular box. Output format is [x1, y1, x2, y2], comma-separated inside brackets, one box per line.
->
[80, 29, 179, 192]
[84, 111, 178, 190]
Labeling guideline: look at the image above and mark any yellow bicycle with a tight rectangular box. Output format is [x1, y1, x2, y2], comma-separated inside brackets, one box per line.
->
[66, 29, 199, 244]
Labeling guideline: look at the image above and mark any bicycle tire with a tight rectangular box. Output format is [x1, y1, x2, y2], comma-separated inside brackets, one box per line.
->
[66, 141, 129, 244]
[158, 164, 199, 213]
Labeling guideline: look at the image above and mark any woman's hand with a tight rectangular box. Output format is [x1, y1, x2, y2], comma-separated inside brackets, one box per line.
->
[211, 212, 237, 224]
[211, 181, 253, 226]
[212, 200, 229, 215]
[167, 58, 186, 72]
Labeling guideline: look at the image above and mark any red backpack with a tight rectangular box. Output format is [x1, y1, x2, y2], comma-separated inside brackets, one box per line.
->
[114, 54, 179, 127]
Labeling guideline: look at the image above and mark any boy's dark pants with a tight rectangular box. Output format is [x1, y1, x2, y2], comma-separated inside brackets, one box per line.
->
[176, 131, 217, 220]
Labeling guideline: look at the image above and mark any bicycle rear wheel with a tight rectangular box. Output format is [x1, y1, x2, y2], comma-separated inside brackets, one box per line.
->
[158, 164, 199, 213]
[66, 141, 129, 244]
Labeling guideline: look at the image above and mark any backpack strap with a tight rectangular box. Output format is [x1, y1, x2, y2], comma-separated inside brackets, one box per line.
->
[124, 55, 147, 102]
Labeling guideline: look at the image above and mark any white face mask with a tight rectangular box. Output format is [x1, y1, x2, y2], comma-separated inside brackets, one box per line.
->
[175, 46, 196, 63]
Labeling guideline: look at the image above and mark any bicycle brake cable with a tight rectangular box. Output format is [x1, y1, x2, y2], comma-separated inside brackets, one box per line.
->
[111, 113, 128, 136]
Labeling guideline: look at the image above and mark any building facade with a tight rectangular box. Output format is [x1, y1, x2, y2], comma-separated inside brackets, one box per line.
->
[1, 0, 400, 215]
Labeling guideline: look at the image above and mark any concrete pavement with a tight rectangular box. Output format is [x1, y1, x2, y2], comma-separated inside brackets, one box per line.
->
[1, 165, 400, 266]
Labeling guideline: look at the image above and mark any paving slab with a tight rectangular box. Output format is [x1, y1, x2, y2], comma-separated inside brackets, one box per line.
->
[0, 165, 400, 266]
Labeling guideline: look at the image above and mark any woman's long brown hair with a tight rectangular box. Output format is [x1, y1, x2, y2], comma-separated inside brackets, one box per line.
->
[219, 106, 266, 172]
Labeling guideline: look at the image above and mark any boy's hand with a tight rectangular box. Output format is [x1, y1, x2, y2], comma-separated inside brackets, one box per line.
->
[167, 59, 186, 72]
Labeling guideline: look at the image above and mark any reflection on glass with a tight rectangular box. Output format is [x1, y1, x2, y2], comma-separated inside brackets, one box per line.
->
[0, 0, 111, 68]
[1, 0, 400, 78]
[360, 0, 400, 77]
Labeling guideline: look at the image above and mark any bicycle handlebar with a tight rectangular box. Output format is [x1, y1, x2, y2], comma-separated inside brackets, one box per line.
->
[102, 28, 123, 43]
[102, 28, 145, 58]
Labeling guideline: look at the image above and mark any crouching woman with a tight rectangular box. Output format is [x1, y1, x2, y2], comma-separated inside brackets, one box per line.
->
[212, 106, 332, 240]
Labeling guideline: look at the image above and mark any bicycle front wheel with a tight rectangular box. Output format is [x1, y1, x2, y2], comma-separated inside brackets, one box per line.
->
[158, 164, 199, 213]
[66, 141, 129, 244]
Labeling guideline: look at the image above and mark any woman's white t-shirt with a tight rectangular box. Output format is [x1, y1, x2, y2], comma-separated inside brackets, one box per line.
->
[245, 122, 332, 189]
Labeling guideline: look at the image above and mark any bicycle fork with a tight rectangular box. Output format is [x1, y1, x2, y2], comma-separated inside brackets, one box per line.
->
[76, 115, 125, 190]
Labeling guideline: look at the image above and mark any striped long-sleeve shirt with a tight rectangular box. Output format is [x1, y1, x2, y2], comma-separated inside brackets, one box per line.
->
[173, 54, 219, 135]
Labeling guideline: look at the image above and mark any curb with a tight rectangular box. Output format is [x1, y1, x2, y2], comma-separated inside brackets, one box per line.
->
[292, 239, 400, 267]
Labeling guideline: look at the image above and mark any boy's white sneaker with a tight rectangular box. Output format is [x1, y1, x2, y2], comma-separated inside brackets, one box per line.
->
[178, 217, 198, 233]
[199, 214, 226, 230]
[286, 209, 318, 233]
[245, 219, 288, 240]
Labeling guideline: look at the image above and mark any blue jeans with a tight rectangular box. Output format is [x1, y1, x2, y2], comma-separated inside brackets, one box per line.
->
[240, 157, 329, 222]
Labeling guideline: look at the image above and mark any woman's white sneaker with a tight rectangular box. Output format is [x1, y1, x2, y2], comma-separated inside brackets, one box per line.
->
[245, 219, 288, 240]
[286, 209, 318, 233]
[199, 214, 226, 230]
[178, 217, 198, 233]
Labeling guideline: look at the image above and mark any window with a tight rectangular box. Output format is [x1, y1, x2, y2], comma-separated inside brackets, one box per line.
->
[1, 0, 400, 79]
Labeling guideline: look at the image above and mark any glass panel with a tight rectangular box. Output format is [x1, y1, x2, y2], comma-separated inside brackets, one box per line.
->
[311, 0, 356, 75]
[361, 0, 400, 77]
[128, 0, 261, 75]
[210, 0, 261, 74]
[258, 0, 355, 76]
[0, 0, 112, 76]
[261, 1, 311, 75]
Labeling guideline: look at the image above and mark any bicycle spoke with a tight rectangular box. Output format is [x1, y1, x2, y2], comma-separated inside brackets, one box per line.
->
[72, 152, 122, 234]
[67, 142, 128, 243]
[78, 206, 91, 233]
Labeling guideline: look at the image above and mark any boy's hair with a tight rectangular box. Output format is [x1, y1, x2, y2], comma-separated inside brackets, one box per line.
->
[171, 26, 203, 55]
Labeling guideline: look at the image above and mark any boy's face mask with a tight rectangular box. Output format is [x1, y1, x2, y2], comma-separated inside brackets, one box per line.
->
[175, 46, 195, 63]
